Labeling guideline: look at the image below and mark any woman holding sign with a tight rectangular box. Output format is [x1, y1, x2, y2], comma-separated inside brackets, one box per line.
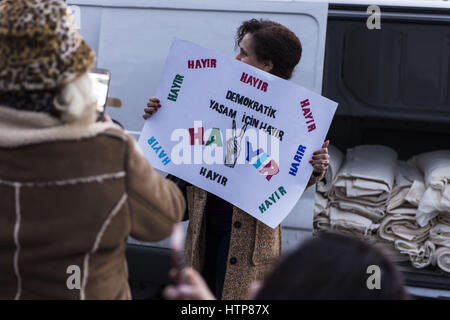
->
[143, 19, 330, 300]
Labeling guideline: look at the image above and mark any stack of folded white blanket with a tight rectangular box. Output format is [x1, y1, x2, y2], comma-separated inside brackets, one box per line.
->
[315, 145, 396, 238]
[378, 214, 436, 268]
[408, 150, 450, 227]
[313, 145, 450, 273]
[432, 246, 450, 273]
[394, 240, 436, 269]
[387, 161, 426, 215]
[328, 206, 380, 237]
[329, 145, 398, 223]
[377, 161, 436, 268]
[430, 215, 450, 273]
[379, 215, 432, 244]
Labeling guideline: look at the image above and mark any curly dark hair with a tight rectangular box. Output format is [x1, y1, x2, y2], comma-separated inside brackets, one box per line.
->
[236, 19, 302, 80]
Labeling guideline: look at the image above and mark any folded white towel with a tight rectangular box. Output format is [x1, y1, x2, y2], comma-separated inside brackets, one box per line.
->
[334, 178, 389, 201]
[330, 225, 376, 239]
[394, 240, 435, 269]
[416, 186, 450, 227]
[330, 200, 385, 222]
[317, 145, 344, 195]
[395, 161, 424, 188]
[405, 180, 426, 207]
[378, 214, 432, 243]
[409, 150, 450, 189]
[313, 215, 331, 234]
[387, 162, 425, 213]
[368, 238, 410, 263]
[432, 247, 450, 273]
[409, 150, 450, 227]
[387, 207, 418, 215]
[388, 188, 411, 213]
[429, 223, 450, 247]
[329, 206, 380, 235]
[330, 145, 398, 207]
[438, 214, 450, 226]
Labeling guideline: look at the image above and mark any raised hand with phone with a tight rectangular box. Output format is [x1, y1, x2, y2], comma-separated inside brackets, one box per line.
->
[88, 68, 111, 121]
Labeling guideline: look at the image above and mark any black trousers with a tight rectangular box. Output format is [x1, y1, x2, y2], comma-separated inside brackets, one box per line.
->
[201, 210, 232, 300]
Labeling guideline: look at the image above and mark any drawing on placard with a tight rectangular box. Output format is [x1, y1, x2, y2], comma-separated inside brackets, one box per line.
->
[225, 119, 248, 168]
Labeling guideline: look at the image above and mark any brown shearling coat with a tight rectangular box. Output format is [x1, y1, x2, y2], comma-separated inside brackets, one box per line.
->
[184, 174, 324, 300]
[0, 107, 185, 299]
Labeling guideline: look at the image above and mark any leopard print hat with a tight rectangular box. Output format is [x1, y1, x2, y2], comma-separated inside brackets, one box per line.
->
[0, 0, 95, 91]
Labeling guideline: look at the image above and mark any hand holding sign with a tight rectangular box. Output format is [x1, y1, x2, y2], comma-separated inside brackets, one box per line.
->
[311, 140, 330, 174]
[143, 97, 161, 119]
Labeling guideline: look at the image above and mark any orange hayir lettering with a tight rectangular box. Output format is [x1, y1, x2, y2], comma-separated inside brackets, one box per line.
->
[301, 99, 310, 108]
[188, 60, 194, 69]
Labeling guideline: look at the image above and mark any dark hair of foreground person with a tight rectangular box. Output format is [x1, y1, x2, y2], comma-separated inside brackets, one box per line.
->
[255, 232, 409, 300]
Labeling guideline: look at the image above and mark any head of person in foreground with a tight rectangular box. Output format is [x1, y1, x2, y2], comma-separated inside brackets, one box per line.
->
[255, 232, 409, 300]
[164, 232, 409, 300]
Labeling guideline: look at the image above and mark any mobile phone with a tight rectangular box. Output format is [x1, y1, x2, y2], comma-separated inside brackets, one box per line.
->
[88, 68, 111, 118]
[170, 223, 186, 284]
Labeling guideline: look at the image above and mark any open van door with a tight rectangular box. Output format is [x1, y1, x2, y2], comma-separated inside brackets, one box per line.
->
[323, 2, 450, 299]
[69, 0, 329, 299]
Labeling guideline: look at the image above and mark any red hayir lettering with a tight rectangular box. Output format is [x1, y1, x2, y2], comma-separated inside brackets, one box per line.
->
[308, 124, 316, 132]
[302, 108, 310, 116]
[301, 99, 310, 108]
[241, 72, 248, 82]
[189, 127, 204, 145]
[261, 82, 268, 92]
[260, 160, 279, 181]
[240, 72, 268, 92]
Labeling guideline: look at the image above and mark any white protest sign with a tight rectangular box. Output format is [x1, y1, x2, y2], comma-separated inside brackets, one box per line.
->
[138, 38, 338, 229]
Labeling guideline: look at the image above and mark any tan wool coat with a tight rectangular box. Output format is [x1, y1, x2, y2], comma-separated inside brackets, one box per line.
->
[0, 106, 185, 299]
[184, 173, 324, 300]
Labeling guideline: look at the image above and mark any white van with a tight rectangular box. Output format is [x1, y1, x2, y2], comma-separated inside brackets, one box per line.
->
[68, 0, 450, 299]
